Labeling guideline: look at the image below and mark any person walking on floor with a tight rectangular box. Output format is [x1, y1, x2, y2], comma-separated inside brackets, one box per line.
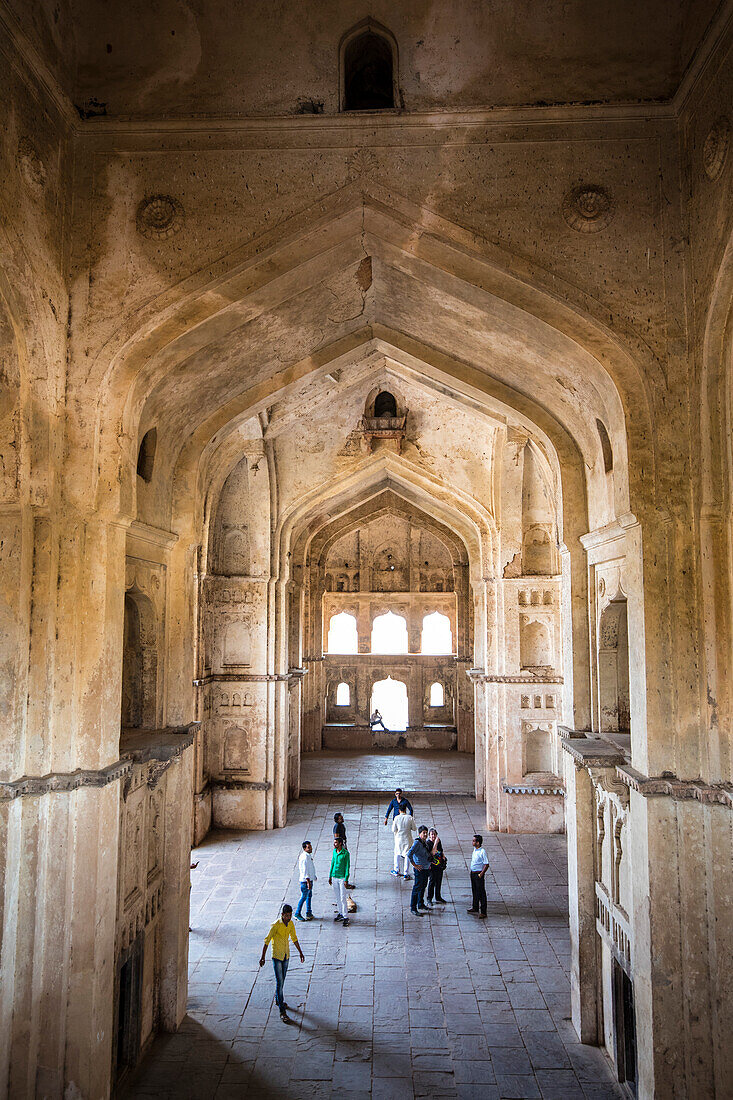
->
[294, 841, 316, 922]
[468, 833, 488, 918]
[383, 787, 413, 826]
[329, 836, 351, 927]
[259, 904, 305, 1024]
[426, 827, 448, 904]
[391, 804, 416, 878]
[333, 812, 355, 888]
[407, 825, 438, 914]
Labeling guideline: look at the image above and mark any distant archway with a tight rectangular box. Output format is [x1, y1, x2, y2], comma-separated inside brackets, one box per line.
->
[421, 611, 453, 654]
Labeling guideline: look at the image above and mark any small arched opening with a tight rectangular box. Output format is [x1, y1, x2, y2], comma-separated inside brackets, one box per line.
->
[341, 25, 397, 111]
[136, 428, 157, 483]
[374, 390, 398, 417]
[336, 681, 350, 706]
[429, 681, 444, 707]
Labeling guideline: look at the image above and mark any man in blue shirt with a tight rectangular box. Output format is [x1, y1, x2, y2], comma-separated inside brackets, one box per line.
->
[383, 787, 413, 826]
[407, 826, 437, 914]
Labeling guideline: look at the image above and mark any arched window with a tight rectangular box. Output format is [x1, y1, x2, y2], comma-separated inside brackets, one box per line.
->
[374, 390, 397, 417]
[136, 428, 157, 483]
[596, 418, 614, 473]
[421, 611, 453, 654]
[342, 28, 396, 111]
[371, 611, 408, 654]
[336, 682, 350, 706]
[429, 682, 444, 707]
[327, 611, 358, 654]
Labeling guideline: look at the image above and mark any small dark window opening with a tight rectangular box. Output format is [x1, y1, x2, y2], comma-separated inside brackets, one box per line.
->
[344, 33, 394, 110]
[596, 419, 613, 474]
[374, 391, 397, 417]
[136, 428, 157, 483]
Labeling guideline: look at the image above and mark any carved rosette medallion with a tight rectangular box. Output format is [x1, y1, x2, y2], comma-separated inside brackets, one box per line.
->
[17, 137, 45, 190]
[703, 117, 730, 181]
[136, 194, 184, 240]
[347, 147, 378, 180]
[562, 185, 615, 233]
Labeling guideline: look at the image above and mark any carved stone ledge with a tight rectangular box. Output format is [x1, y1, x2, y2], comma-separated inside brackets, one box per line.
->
[213, 779, 271, 791]
[616, 766, 733, 807]
[467, 669, 563, 684]
[502, 781, 565, 796]
[194, 672, 304, 684]
[560, 734, 625, 769]
[0, 758, 132, 802]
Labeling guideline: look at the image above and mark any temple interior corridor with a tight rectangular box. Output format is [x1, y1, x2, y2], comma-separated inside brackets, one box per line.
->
[124, 794, 623, 1100]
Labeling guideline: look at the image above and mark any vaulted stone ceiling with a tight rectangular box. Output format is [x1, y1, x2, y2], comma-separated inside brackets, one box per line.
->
[6, 0, 723, 117]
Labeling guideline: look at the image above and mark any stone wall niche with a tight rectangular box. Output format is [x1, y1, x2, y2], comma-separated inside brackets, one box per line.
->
[598, 598, 630, 733]
[122, 588, 159, 730]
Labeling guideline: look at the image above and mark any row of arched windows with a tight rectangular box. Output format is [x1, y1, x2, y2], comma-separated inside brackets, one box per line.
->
[334, 680, 445, 707]
[327, 610, 453, 654]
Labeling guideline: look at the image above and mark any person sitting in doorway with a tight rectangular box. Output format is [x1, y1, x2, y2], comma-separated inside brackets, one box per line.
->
[370, 708, 389, 731]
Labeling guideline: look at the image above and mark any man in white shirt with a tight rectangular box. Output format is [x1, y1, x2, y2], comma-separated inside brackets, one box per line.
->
[468, 833, 488, 918]
[295, 841, 317, 921]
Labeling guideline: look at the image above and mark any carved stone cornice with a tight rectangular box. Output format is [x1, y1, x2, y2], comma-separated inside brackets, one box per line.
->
[194, 672, 301, 684]
[616, 766, 733, 807]
[467, 669, 563, 684]
[0, 758, 132, 802]
[1, 726, 198, 803]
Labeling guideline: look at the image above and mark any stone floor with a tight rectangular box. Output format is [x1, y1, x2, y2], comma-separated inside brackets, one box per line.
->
[300, 750, 476, 794]
[124, 794, 623, 1100]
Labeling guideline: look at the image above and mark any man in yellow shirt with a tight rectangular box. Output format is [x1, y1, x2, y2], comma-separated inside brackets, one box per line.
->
[259, 904, 305, 1023]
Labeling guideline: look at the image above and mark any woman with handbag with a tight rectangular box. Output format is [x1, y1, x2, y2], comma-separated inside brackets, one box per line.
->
[426, 827, 448, 904]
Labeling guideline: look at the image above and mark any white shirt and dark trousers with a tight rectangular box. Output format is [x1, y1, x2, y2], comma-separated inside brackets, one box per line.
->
[469, 847, 488, 915]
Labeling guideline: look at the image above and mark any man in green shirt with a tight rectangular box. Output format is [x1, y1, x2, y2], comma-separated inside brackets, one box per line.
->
[328, 837, 351, 927]
[259, 904, 305, 1023]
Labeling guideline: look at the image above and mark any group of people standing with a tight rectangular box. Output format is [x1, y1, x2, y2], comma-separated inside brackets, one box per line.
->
[259, 785, 490, 1023]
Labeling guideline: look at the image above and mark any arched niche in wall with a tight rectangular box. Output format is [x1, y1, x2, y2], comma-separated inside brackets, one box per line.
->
[520, 617, 553, 670]
[121, 588, 158, 729]
[598, 598, 630, 733]
[524, 724, 554, 774]
[210, 455, 251, 576]
[136, 427, 157, 483]
[223, 620, 252, 667]
[522, 525, 555, 575]
[340, 20, 398, 111]
[222, 725, 250, 771]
